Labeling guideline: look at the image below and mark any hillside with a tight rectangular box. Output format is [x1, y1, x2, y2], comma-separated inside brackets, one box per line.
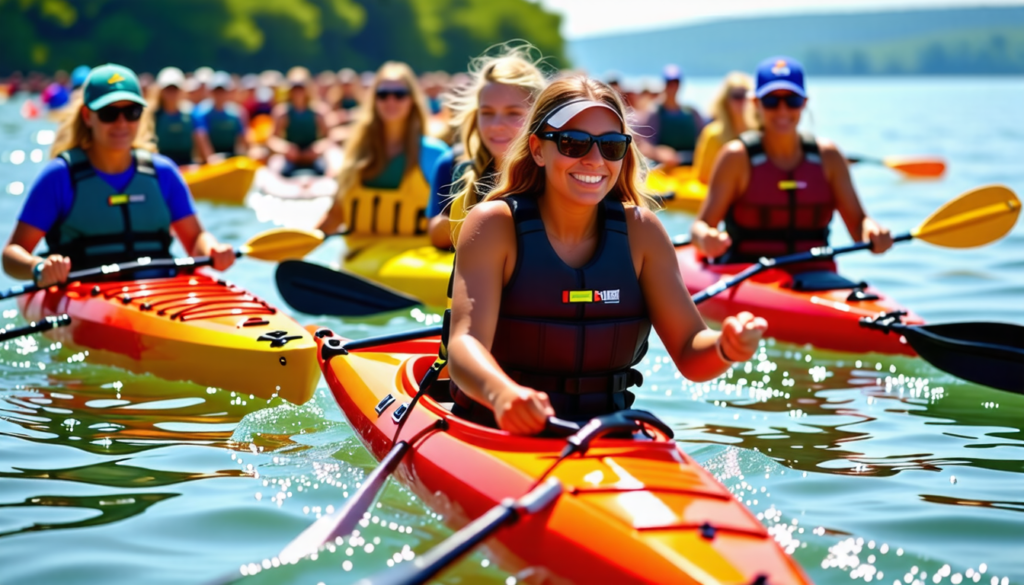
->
[568, 6, 1024, 77]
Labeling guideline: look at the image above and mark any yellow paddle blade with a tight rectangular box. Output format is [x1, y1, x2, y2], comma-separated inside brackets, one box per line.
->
[882, 156, 947, 178]
[912, 185, 1020, 248]
[239, 227, 327, 261]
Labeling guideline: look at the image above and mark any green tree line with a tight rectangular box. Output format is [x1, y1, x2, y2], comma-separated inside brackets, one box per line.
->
[0, 0, 567, 74]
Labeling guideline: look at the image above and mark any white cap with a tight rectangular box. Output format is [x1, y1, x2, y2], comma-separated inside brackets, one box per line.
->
[210, 71, 233, 90]
[156, 67, 186, 89]
[194, 66, 215, 84]
[538, 99, 623, 131]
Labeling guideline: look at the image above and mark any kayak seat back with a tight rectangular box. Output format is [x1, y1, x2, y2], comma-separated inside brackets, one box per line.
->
[789, 270, 863, 292]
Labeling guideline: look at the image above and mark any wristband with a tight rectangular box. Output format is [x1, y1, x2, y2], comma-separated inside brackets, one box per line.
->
[32, 261, 45, 287]
[716, 336, 737, 363]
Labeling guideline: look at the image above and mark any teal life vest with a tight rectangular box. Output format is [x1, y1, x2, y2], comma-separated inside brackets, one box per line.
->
[285, 106, 318, 149]
[46, 148, 173, 269]
[155, 107, 195, 165]
[204, 104, 243, 154]
[657, 104, 699, 155]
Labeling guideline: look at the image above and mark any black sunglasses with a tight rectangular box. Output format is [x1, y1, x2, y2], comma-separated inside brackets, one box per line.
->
[376, 89, 410, 100]
[538, 130, 632, 161]
[760, 93, 806, 109]
[95, 103, 144, 123]
[727, 89, 748, 100]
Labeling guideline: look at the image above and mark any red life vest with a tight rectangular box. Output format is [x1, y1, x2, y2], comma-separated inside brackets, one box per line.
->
[724, 131, 836, 272]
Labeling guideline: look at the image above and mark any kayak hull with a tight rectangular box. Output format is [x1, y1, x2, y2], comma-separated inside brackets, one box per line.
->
[182, 157, 259, 205]
[19, 272, 320, 403]
[677, 245, 922, 355]
[343, 236, 453, 308]
[314, 328, 812, 585]
[647, 166, 707, 213]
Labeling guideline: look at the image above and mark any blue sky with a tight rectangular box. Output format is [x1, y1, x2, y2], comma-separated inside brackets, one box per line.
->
[537, 0, 1024, 38]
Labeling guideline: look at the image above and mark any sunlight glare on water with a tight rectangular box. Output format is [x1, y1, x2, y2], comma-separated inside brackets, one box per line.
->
[0, 77, 1022, 584]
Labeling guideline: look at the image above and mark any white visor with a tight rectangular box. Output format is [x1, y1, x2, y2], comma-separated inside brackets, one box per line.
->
[539, 99, 623, 130]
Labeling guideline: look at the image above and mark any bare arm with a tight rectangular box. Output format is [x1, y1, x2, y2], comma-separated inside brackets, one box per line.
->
[447, 201, 553, 435]
[631, 207, 764, 381]
[427, 213, 452, 249]
[691, 140, 747, 257]
[820, 140, 892, 253]
[2, 222, 70, 286]
[266, 104, 292, 156]
[193, 128, 214, 162]
[171, 215, 235, 271]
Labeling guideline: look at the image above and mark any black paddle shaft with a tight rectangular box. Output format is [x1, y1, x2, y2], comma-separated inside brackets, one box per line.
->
[0, 252, 243, 301]
[691, 233, 913, 304]
[0, 314, 71, 342]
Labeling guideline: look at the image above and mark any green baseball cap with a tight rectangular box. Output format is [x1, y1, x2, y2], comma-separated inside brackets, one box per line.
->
[83, 64, 148, 110]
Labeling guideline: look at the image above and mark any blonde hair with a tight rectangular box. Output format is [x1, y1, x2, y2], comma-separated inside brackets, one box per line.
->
[483, 76, 656, 209]
[709, 71, 757, 143]
[446, 43, 547, 208]
[50, 92, 156, 158]
[334, 61, 431, 198]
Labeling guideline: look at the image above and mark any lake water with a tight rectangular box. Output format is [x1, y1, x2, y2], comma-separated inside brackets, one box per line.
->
[1, 76, 1022, 585]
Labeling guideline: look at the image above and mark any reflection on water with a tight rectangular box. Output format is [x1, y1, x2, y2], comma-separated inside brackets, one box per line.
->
[1, 79, 1024, 585]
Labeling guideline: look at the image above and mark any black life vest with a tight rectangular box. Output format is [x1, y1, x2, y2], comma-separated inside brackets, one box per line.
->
[451, 195, 650, 423]
[723, 130, 835, 271]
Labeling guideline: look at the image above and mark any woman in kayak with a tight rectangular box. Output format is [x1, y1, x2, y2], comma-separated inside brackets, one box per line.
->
[691, 56, 893, 272]
[317, 61, 449, 235]
[447, 77, 768, 435]
[426, 44, 547, 249]
[2, 64, 235, 288]
[268, 67, 330, 177]
[151, 66, 212, 166]
[691, 72, 755, 185]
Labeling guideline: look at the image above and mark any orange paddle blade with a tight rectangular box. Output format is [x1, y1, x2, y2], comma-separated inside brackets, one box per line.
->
[882, 156, 946, 178]
[913, 185, 1020, 247]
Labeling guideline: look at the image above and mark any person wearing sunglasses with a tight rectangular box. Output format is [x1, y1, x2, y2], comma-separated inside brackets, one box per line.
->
[317, 61, 449, 237]
[445, 77, 767, 435]
[3, 64, 235, 289]
[692, 56, 893, 274]
[426, 43, 548, 250]
[635, 64, 706, 170]
[150, 67, 213, 166]
[691, 72, 756, 185]
[268, 67, 330, 177]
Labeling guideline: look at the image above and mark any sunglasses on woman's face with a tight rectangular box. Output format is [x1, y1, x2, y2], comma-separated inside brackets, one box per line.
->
[95, 104, 144, 123]
[727, 89, 748, 100]
[759, 93, 806, 109]
[538, 130, 632, 161]
[376, 88, 410, 101]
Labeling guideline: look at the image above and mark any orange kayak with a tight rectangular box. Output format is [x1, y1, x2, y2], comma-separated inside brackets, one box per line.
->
[313, 327, 812, 584]
[19, 272, 320, 404]
[677, 244, 923, 355]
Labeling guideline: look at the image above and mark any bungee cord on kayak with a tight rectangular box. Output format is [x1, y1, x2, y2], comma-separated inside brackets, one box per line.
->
[2, 4, 1023, 585]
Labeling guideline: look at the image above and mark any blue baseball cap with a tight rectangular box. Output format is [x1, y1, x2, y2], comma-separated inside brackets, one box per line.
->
[755, 56, 805, 98]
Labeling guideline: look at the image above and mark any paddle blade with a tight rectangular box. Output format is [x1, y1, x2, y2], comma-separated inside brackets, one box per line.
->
[240, 227, 326, 261]
[882, 156, 946, 177]
[912, 185, 1020, 248]
[276, 260, 421, 316]
[901, 322, 1024, 394]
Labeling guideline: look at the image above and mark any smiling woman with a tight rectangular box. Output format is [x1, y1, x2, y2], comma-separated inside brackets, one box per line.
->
[445, 76, 769, 435]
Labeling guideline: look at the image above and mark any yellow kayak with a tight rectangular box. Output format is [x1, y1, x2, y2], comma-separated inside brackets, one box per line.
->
[343, 236, 454, 308]
[182, 157, 259, 205]
[646, 165, 707, 213]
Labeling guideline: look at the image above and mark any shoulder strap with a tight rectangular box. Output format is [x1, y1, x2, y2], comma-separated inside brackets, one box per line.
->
[134, 148, 157, 176]
[505, 195, 545, 236]
[603, 197, 628, 235]
[800, 132, 822, 165]
[739, 130, 768, 167]
[60, 147, 96, 186]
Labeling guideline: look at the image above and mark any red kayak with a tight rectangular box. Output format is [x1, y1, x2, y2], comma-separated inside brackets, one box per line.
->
[677, 244, 924, 355]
